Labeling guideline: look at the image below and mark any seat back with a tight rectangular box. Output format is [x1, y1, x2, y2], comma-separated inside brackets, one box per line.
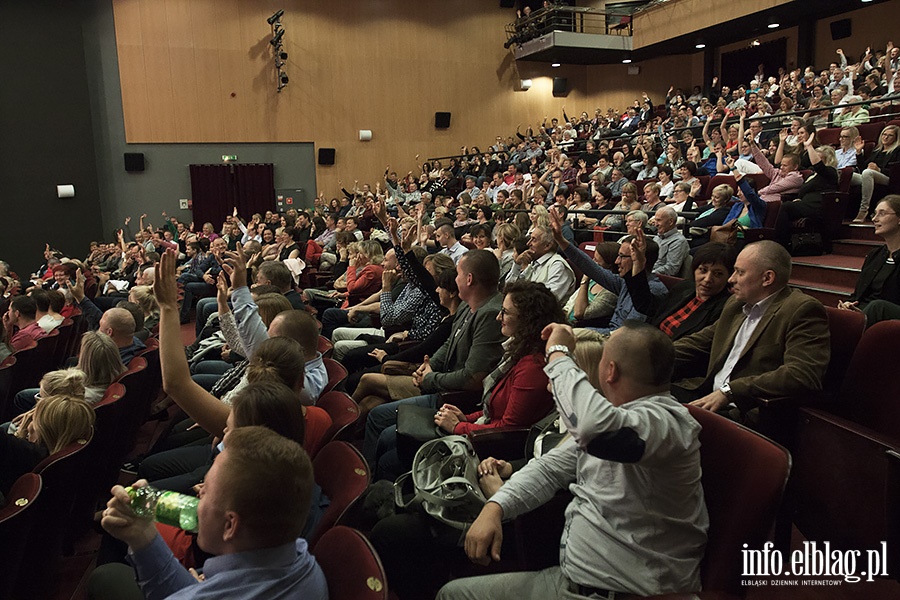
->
[316, 391, 361, 443]
[65, 310, 85, 359]
[321, 357, 348, 395]
[318, 335, 334, 359]
[817, 127, 841, 146]
[313, 526, 388, 600]
[18, 432, 93, 597]
[50, 317, 75, 368]
[687, 406, 790, 595]
[112, 357, 151, 458]
[840, 320, 900, 432]
[0, 473, 42, 593]
[822, 307, 866, 394]
[657, 273, 683, 291]
[0, 355, 16, 411]
[4, 340, 37, 417]
[310, 441, 371, 548]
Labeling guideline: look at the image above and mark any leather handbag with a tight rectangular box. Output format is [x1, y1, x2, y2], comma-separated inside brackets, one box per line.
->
[710, 221, 743, 245]
[394, 435, 486, 543]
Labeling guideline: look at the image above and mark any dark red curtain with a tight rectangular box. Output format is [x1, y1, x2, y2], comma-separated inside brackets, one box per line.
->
[189, 163, 275, 230]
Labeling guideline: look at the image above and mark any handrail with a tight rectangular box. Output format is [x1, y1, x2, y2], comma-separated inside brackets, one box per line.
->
[426, 97, 900, 162]
[504, 5, 632, 49]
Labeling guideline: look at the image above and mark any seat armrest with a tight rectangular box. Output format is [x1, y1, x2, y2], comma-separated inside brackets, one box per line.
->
[468, 427, 531, 461]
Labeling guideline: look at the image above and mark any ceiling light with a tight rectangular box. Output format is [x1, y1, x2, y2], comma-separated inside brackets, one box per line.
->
[768, 22, 780, 29]
[622, 59, 632, 64]
[695, 43, 706, 49]
[551, 63, 561, 68]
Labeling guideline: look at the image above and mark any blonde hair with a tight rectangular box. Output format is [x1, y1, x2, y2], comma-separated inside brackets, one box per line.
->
[877, 125, 900, 153]
[574, 329, 606, 389]
[34, 395, 95, 454]
[255, 293, 292, 328]
[129, 285, 158, 317]
[77, 331, 126, 388]
[40, 368, 86, 399]
[531, 205, 551, 230]
[816, 146, 838, 169]
[496, 223, 521, 249]
[358, 239, 384, 265]
[712, 183, 735, 201]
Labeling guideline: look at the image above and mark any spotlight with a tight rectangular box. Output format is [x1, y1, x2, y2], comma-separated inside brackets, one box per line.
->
[270, 28, 285, 46]
[551, 62, 561, 68]
[622, 58, 632, 64]
[279, 71, 289, 85]
[695, 43, 706, 49]
[267, 9, 284, 25]
[767, 22, 779, 29]
[278, 51, 288, 60]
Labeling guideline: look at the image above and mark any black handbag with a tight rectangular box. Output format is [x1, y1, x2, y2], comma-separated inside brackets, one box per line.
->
[396, 404, 444, 466]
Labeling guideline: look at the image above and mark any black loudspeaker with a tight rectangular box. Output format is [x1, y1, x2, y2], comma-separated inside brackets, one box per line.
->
[124, 152, 145, 172]
[318, 148, 336, 165]
[435, 112, 452, 129]
[552, 77, 568, 97]
[830, 19, 851, 41]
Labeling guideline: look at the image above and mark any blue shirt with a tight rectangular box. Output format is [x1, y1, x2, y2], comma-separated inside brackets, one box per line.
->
[129, 535, 328, 600]
[563, 244, 668, 334]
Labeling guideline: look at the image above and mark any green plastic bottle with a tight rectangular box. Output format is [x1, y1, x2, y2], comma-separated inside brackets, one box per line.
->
[125, 485, 199, 532]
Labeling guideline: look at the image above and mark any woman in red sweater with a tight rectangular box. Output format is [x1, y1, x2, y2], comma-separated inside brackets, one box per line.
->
[433, 280, 565, 435]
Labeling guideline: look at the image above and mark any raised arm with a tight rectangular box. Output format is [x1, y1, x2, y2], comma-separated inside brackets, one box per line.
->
[153, 250, 229, 438]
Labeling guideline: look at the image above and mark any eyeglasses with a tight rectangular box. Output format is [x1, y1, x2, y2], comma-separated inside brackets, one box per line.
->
[498, 307, 518, 319]
[873, 211, 898, 218]
[617, 253, 632, 260]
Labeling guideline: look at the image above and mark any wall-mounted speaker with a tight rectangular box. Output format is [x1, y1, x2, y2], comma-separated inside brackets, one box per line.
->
[318, 148, 336, 165]
[124, 152, 145, 172]
[830, 19, 851, 41]
[552, 77, 568, 97]
[435, 112, 452, 129]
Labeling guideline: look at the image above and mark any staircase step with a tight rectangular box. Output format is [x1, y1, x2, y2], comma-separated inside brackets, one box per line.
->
[831, 239, 881, 258]
[790, 256, 863, 290]
[790, 280, 852, 306]
[837, 222, 878, 242]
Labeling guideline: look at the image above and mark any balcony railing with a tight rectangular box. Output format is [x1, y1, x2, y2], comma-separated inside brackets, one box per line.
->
[504, 6, 632, 50]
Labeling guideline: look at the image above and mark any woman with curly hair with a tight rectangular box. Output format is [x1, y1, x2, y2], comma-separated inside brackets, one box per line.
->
[432, 280, 564, 436]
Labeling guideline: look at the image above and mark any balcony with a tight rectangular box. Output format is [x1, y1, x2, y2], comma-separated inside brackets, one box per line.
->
[504, 6, 633, 65]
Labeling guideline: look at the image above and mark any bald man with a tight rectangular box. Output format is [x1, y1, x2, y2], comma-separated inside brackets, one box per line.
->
[99, 306, 145, 364]
[652, 206, 689, 276]
[439, 321, 708, 599]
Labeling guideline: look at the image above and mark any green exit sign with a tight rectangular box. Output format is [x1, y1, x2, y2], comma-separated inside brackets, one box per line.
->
[222, 154, 238, 162]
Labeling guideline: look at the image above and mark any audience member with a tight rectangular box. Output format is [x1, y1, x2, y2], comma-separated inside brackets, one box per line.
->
[437, 321, 708, 599]
[672, 241, 830, 426]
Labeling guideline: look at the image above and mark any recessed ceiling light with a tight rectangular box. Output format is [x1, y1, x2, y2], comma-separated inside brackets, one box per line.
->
[768, 22, 780, 29]
[861, 0, 873, 3]
[622, 59, 632, 64]
[695, 43, 706, 49]
[551, 63, 561, 68]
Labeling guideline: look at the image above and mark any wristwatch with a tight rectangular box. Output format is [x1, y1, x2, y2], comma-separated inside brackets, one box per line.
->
[719, 382, 734, 401]
[546, 344, 572, 361]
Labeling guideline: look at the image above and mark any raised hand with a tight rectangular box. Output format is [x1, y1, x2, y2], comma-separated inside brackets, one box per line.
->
[373, 197, 389, 226]
[152, 249, 179, 308]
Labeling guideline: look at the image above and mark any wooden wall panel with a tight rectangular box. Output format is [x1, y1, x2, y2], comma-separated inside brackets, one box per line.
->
[111, 0, 677, 193]
[633, 0, 791, 49]
[814, 2, 900, 71]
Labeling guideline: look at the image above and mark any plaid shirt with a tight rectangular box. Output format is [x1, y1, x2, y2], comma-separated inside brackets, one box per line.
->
[658, 296, 706, 338]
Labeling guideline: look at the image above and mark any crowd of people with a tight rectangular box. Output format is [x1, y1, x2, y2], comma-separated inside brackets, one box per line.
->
[0, 36, 898, 600]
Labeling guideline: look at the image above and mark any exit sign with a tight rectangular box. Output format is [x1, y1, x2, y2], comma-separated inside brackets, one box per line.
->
[222, 155, 238, 162]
